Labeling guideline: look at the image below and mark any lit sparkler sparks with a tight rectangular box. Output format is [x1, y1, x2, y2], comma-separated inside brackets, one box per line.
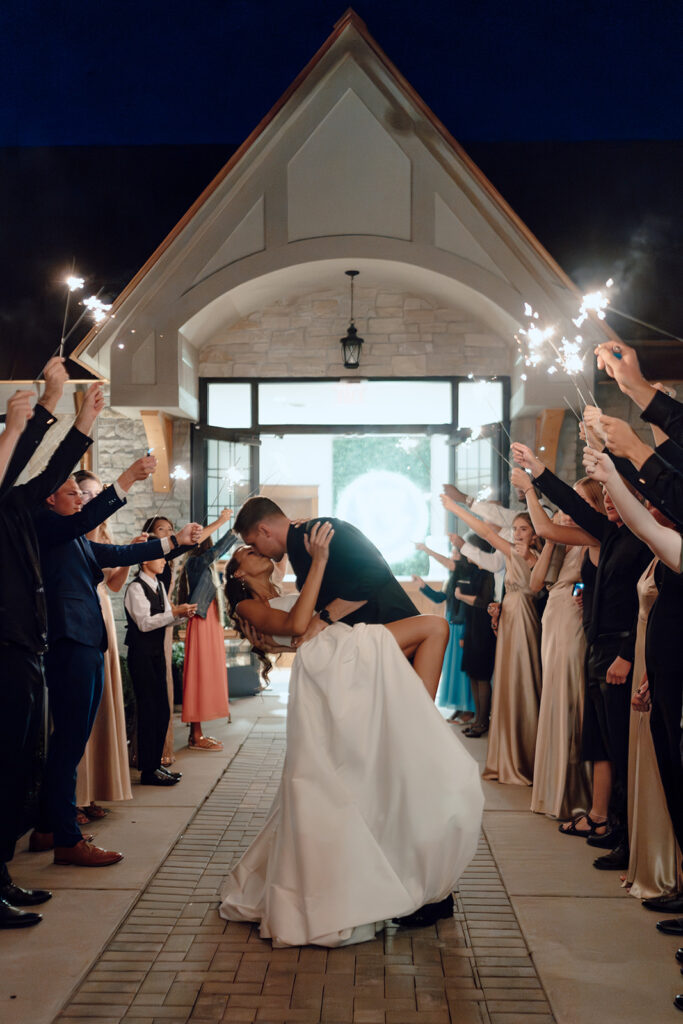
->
[475, 485, 493, 502]
[59, 270, 85, 358]
[573, 286, 612, 328]
[83, 295, 113, 324]
[516, 304, 597, 406]
[150, 464, 191, 525]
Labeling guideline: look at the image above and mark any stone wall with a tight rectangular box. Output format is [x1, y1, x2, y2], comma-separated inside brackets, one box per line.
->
[198, 286, 512, 380]
[93, 400, 192, 642]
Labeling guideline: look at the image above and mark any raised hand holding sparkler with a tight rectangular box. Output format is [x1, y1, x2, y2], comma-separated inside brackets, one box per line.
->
[510, 466, 532, 493]
[593, 340, 662, 413]
[581, 405, 607, 447]
[582, 447, 618, 485]
[595, 414, 653, 467]
[36, 356, 69, 413]
[510, 442, 545, 479]
[73, 381, 105, 436]
[118, 453, 158, 493]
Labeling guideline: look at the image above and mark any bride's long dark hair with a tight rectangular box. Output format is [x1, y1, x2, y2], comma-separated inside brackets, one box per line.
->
[224, 548, 273, 685]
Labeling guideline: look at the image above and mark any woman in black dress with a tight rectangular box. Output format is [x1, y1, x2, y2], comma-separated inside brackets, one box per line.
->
[454, 534, 496, 737]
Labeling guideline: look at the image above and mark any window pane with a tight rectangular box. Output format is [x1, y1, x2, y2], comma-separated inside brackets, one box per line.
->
[259, 432, 451, 578]
[258, 380, 451, 426]
[453, 436, 495, 533]
[205, 439, 251, 537]
[457, 380, 503, 430]
[207, 383, 252, 428]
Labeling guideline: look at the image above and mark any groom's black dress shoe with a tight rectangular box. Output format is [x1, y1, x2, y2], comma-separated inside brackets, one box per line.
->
[593, 839, 629, 870]
[656, 918, 683, 936]
[159, 766, 182, 781]
[586, 827, 625, 850]
[674, 994, 683, 1012]
[394, 893, 454, 929]
[0, 898, 42, 928]
[0, 883, 52, 907]
[676, 948, 683, 964]
[642, 891, 683, 913]
[140, 769, 179, 786]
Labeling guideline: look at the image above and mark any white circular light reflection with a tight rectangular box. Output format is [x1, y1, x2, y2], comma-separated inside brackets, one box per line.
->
[337, 469, 428, 565]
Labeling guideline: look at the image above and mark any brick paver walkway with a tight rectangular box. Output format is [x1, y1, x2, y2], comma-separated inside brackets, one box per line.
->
[57, 718, 555, 1024]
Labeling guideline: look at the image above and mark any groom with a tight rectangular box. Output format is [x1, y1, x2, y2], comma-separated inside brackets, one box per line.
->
[233, 496, 419, 635]
[232, 495, 453, 928]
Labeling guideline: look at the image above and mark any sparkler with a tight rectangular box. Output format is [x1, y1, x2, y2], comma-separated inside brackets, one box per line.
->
[562, 396, 582, 423]
[150, 464, 191, 526]
[202, 463, 246, 526]
[463, 374, 512, 443]
[395, 436, 430, 474]
[516, 305, 597, 406]
[59, 272, 84, 358]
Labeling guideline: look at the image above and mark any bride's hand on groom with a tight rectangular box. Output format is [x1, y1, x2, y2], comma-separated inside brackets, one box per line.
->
[303, 521, 334, 563]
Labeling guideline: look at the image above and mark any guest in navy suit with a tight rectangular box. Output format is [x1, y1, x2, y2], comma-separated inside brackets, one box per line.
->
[30, 460, 201, 867]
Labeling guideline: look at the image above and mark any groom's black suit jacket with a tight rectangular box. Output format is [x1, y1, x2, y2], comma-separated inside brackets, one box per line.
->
[287, 517, 419, 626]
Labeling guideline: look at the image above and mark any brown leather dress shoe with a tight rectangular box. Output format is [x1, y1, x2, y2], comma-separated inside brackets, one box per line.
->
[53, 840, 123, 867]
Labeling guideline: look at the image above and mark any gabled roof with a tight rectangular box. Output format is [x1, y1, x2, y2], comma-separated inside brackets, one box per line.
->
[72, 8, 614, 368]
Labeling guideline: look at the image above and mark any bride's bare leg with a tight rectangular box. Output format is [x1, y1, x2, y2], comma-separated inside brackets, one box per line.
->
[385, 616, 449, 700]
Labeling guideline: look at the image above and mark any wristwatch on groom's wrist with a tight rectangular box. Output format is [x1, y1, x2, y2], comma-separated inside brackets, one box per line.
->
[319, 608, 333, 625]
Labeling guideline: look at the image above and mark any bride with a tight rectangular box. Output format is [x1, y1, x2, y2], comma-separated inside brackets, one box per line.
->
[219, 522, 484, 948]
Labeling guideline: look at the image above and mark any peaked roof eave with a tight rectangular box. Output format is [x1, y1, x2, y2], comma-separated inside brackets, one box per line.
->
[74, 7, 616, 362]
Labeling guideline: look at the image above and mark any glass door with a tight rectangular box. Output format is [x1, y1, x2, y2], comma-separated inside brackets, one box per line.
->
[205, 438, 252, 537]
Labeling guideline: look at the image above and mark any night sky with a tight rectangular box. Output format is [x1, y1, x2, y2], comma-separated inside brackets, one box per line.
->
[3, 0, 681, 146]
[0, 1, 682, 378]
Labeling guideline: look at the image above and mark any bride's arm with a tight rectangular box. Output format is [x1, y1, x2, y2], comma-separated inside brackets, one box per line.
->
[238, 522, 335, 636]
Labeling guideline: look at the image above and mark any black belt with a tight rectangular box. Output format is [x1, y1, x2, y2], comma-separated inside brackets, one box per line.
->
[594, 631, 630, 642]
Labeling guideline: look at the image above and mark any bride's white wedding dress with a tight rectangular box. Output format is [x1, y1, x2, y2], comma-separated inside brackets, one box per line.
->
[219, 595, 484, 947]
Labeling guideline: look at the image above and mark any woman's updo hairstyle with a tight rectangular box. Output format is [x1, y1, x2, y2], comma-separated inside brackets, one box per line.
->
[223, 547, 273, 686]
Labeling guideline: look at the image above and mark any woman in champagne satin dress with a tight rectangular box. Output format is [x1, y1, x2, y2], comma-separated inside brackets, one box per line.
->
[530, 542, 591, 817]
[626, 558, 682, 899]
[441, 496, 542, 786]
[74, 473, 133, 816]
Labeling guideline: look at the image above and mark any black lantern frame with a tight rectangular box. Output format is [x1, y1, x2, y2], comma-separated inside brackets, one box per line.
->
[340, 270, 364, 369]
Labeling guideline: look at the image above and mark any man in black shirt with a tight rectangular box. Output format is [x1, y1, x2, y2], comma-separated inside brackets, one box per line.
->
[595, 341, 683, 523]
[0, 360, 100, 928]
[233, 497, 419, 640]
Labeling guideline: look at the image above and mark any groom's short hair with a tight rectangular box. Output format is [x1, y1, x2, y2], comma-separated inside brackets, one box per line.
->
[234, 496, 286, 536]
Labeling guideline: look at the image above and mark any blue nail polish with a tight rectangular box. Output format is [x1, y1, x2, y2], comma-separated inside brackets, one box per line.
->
[613, 351, 622, 360]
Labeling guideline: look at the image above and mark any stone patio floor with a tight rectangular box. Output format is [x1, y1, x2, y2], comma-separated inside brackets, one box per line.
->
[4, 670, 683, 1024]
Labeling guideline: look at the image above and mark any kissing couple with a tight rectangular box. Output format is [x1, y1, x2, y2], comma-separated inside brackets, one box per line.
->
[219, 497, 484, 947]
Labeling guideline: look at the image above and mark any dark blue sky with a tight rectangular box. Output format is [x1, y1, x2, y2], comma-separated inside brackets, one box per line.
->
[2, 0, 681, 147]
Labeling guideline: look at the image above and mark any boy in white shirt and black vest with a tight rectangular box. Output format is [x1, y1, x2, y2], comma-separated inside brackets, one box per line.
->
[124, 556, 197, 786]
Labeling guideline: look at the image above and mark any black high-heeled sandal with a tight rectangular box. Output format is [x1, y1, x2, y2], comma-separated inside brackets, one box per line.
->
[559, 812, 607, 838]
[464, 724, 488, 737]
